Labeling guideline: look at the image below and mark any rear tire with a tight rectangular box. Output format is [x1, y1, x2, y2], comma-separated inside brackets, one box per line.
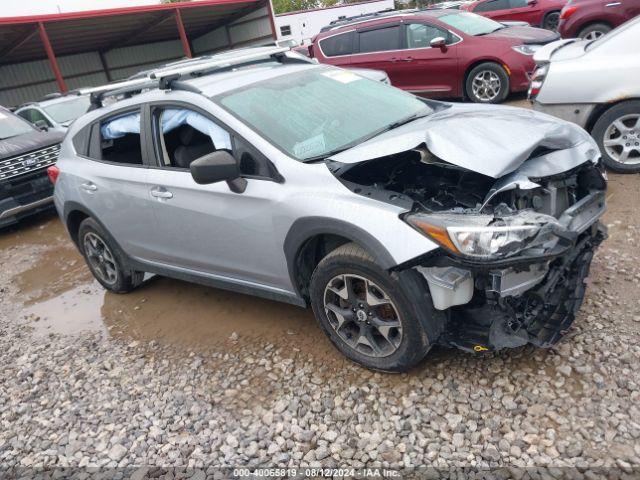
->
[543, 11, 560, 30]
[592, 101, 640, 173]
[78, 218, 144, 293]
[578, 23, 611, 40]
[465, 62, 510, 104]
[309, 243, 443, 372]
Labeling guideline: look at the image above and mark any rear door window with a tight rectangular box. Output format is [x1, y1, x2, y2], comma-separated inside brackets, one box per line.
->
[319, 31, 355, 57]
[89, 110, 143, 165]
[357, 25, 401, 53]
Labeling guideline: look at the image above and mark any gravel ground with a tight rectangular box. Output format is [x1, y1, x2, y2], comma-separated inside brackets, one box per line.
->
[1, 170, 639, 478]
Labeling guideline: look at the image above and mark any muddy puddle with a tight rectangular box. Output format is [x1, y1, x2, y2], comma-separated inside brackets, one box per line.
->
[2, 213, 335, 358]
[1, 171, 637, 370]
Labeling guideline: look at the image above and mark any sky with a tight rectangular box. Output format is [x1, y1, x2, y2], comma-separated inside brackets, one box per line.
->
[1, 0, 161, 17]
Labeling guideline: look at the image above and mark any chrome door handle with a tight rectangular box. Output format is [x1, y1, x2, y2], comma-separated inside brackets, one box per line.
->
[150, 187, 173, 199]
[401, 57, 414, 62]
[605, 2, 621, 6]
[81, 182, 97, 192]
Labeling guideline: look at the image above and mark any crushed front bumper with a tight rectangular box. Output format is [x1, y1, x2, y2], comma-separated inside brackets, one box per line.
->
[413, 188, 607, 352]
[436, 224, 605, 352]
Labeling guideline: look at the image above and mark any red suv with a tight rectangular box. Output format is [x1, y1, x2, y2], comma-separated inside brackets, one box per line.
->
[558, 0, 640, 38]
[459, 0, 567, 30]
[310, 10, 559, 103]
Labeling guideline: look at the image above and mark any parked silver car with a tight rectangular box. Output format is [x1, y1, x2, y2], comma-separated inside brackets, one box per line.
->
[51, 47, 606, 371]
[531, 17, 640, 173]
[15, 93, 91, 133]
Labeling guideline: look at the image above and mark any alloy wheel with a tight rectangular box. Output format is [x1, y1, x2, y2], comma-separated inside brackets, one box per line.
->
[583, 30, 605, 40]
[323, 274, 403, 358]
[83, 232, 119, 285]
[603, 114, 640, 165]
[471, 70, 501, 102]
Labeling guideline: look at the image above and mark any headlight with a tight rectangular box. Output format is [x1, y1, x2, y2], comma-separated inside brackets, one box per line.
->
[405, 212, 557, 260]
[512, 44, 541, 55]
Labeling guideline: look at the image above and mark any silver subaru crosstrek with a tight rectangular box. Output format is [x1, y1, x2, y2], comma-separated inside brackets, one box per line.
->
[51, 47, 607, 371]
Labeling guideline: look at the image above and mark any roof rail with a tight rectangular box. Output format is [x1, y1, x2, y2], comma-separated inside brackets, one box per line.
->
[86, 47, 307, 110]
[84, 77, 157, 109]
[319, 8, 400, 32]
[148, 46, 292, 80]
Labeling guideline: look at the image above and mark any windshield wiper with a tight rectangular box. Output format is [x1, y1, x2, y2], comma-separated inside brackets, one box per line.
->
[385, 111, 431, 131]
[302, 109, 432, 163]
[303, 147, 351, 163]
[477, 26, 506, 36]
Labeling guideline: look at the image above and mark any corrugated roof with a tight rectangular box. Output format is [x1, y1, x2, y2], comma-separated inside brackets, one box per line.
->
[0, 0, 268, 65]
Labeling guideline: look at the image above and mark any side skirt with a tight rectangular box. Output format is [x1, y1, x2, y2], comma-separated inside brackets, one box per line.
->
[128, 257, 308, 308]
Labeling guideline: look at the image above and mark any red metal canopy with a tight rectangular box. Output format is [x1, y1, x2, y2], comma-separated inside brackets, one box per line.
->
[0, 0, 275, 92]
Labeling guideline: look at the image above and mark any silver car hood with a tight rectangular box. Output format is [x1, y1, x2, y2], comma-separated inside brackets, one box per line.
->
[329, 103, 599, 178]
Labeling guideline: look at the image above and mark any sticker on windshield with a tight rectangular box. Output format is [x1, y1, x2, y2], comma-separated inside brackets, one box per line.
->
[322, 70, 361, 84]
[293, 133, 326, 159]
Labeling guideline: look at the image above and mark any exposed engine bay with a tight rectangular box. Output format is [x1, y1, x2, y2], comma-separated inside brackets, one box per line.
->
[328, 146, 606, 218]
[327, 144, 607, 353]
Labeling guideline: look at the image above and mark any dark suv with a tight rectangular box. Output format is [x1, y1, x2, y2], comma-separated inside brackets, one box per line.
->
[0, 106, 63, 228]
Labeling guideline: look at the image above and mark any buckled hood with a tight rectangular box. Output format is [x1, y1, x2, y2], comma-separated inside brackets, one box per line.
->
[329, 103, 600, 178]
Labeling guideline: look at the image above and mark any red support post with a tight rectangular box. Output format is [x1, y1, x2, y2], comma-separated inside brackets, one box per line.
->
[174, 9, 192, 58]
[266, 0, 277, 40]
[37, 21, 67, 93]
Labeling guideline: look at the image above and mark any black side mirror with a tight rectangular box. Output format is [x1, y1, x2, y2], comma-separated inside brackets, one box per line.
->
[190, 150, 247, 193]
[34, 120, 49, 131]
[430, 36, 447, 51]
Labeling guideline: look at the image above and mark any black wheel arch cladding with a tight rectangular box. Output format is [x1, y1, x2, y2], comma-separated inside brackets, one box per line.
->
[63, 201, 132, 267]
[283, 217, 398, 301]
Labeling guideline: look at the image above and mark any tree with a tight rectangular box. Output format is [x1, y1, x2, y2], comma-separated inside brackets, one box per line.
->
[272, 0, 320, 14]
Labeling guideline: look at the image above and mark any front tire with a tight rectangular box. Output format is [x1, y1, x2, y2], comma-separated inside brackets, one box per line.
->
[465, 62, 510, 104]
[78, 218, 144, 293]
[578, 23, 611, 40]
[309, 243, 442, 372]
[592, 101, 640, 173]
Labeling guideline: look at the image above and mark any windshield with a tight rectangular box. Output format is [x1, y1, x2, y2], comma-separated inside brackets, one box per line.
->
[43, 96, 90, 124]
[439, 11, 504, 35]
[215, 67, 432, 161]
[0, 110, 34, 140]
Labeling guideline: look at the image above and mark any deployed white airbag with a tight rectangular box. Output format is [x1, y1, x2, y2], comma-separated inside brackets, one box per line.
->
[101, 108, 232, 151]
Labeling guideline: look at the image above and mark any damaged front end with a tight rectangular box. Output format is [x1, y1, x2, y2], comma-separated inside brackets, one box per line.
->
[326, 106, 607, 352]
